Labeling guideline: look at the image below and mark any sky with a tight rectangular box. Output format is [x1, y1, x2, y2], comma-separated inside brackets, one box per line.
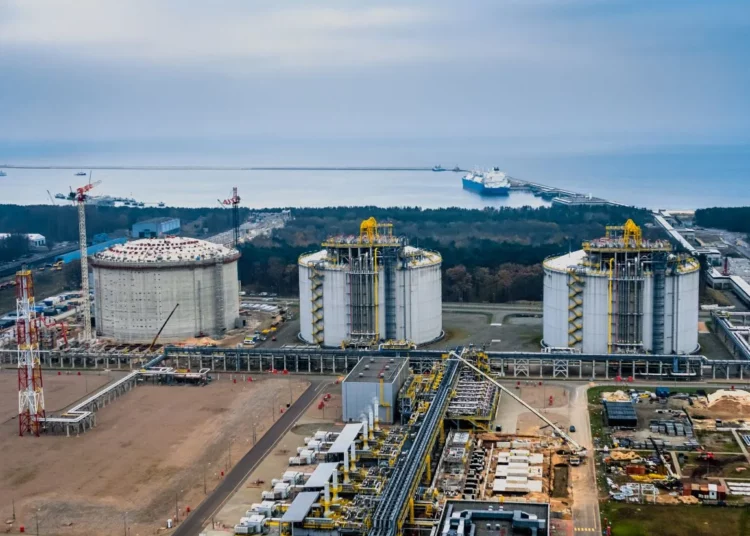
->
[0, 0, 748, 155]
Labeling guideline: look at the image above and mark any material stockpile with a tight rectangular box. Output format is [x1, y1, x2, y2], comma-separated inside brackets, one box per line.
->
[602, 391, 631, 402]
[610, 450, 640, 462]
[705, 389, 750, 414]
[177, 336, 220, 347]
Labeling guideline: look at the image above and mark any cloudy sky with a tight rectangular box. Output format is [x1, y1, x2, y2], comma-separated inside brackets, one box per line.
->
[1, 0, 748, 151]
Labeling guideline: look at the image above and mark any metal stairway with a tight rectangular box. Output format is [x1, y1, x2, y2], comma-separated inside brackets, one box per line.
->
[310, 264, 324, 345]
[567, 269, 584, 348]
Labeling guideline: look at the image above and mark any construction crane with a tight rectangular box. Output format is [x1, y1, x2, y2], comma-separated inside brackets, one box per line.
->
[449, 349, 588, 457]
[148, 303, 179, 352]
[47, 190, 56, 205]
[219, 187, 241, 248]
[69, 176, 101, 342]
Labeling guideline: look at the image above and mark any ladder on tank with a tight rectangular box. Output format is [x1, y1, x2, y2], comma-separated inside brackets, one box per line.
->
[310, 264, 324, 345]
[567, 269, 584, 349]
[214, 263, 225, 336]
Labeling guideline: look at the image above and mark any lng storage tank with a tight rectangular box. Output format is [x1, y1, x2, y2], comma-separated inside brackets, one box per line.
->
[298, 217, 442, 348]
[542, 219, 700, 354]
[91, 236, 241, 343]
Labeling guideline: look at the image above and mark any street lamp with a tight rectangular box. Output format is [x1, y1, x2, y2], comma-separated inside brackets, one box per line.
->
[204, 463, 211, 494]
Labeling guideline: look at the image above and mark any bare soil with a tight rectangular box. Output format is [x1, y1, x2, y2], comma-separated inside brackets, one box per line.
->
[0, 375, 308, 536]
[0, 369, 113, 422]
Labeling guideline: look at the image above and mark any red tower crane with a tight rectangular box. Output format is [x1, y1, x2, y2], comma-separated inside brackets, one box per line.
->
[219, 187, 241, 248]
[68, 177, 101, 342]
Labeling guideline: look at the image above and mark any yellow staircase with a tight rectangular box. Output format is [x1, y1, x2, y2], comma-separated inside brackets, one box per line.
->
[567, 269, 584, 348]
[310, 264, 324, 345]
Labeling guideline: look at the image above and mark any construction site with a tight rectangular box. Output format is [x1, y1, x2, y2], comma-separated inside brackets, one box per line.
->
[593, 386, 750, 508]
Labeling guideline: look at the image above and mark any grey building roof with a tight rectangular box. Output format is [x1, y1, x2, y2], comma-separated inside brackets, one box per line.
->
[280, 491, 320, 522]
[135, 217, 180, 225]
[303, 462, 339, 489]
[328, 423, 363, 454]
[344, 356, 407, 383]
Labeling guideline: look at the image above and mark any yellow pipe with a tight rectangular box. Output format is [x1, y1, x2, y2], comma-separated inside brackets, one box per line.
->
[374, 246, 379, 341]
[425, 453, 431, 482]
[409, 497, 415, 524]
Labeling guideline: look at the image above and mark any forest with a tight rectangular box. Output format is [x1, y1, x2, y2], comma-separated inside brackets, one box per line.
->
[236, 204, 651, 302]
[695, 207, 750, 235]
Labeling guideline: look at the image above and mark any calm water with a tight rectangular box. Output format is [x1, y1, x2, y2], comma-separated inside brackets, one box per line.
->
[1, 141, 748, 209]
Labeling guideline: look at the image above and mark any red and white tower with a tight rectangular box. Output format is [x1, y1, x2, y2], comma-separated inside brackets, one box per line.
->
[16, 269, 45, 436]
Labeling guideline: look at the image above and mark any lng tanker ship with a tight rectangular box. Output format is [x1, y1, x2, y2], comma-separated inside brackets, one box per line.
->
[462, 168, 511, 196]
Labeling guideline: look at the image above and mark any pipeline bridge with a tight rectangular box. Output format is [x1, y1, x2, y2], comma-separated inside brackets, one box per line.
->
[2, 346, 750, 381]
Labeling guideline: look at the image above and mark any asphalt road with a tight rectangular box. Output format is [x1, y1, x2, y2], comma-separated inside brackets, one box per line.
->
[173, 378, 329, 536]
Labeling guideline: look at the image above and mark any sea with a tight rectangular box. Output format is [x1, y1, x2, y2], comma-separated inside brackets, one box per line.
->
[1, 140, 748, 210]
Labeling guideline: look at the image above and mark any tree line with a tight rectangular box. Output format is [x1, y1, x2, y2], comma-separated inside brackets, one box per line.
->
[695, 207, 750, 236]
[237, 204, 651, 302]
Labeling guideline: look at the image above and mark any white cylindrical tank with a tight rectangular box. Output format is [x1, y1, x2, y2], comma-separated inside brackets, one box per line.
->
[298, 244, 441, 347]
[91, 237, 240, 343]
[396, 249, 442, 345]
[543, 249, 699, 354]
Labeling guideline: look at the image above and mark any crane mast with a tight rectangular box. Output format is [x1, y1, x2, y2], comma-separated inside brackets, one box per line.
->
[78, 201, 91, 341]
[72, 177, 101, 342]
[219, 187, 241, 248]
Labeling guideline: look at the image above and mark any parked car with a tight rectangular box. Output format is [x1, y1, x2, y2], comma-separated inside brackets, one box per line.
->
[569, 425, 576, 433]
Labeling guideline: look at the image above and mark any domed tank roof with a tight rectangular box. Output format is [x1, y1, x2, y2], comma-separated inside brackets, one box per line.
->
[92, 237, 239, 266]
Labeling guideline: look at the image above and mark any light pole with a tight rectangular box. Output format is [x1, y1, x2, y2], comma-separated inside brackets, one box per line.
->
[124, 512, 128, 536]
[203, 464, 208, 494]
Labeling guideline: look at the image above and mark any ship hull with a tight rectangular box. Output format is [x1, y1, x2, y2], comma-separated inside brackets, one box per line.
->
[462, 177, 510, 196]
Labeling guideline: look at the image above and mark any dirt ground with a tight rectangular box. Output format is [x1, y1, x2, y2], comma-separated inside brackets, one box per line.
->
[0, 375, 308, 536]
[0, 369, 114, 422]
[205, 385, 343, 533]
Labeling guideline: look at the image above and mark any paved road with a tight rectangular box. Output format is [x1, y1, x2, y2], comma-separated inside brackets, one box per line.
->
[173, 379, 329, 536]
[569, 384, 600, 535]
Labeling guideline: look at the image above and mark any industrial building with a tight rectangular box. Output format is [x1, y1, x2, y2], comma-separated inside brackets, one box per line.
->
[342, 356, 409, 424]
[0, 232, 46, 248]
[437, 500, 549, 536]
[90, 237, 240, 343]
[131, 217, 180, 238]
[543, 219, 700, 354]
[298, 217, 442, 347]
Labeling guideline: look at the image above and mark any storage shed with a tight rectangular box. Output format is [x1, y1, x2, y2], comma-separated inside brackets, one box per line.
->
[603, 401, 638, 428]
